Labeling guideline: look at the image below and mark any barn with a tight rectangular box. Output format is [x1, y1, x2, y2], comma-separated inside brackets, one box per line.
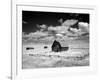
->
[51, 40, 69, 52]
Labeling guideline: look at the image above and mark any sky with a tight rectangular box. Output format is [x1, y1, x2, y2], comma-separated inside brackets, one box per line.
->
[22, 11, 89, 34]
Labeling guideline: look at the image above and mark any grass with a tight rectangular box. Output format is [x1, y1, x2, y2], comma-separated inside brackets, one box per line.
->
[22, 37, 89, 69]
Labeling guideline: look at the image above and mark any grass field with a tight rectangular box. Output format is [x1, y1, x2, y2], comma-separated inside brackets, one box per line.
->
[22, 36, 89, 69]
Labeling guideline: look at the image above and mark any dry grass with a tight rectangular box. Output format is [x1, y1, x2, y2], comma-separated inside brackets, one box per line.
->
[22, 36, 89, 69]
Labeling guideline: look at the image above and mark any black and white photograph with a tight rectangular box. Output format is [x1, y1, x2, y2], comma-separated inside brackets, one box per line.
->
[22, 11, 89, 69]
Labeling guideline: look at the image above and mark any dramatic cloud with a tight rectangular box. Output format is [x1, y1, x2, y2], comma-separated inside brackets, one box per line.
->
[68, 22, 89, 36]
[48, 25, 69, 34]
[23, 19, 89, 41]
[62, 19, 78, 26]
[78, 22, 89, 33]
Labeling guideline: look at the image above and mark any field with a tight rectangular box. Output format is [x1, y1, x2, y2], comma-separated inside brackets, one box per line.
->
[22, 36, 89, 69]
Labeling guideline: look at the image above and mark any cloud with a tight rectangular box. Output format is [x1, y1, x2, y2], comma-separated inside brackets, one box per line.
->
[22, 32, 29, 38]
[78, 22, 89, 35]
[56, 34, 64, 37]
[22, 31, 48, 38]
[36, 24, 48, 32]
[48, 19, 78, 33]
[23, 19, 89, 41]
[40, 36, 54, 41]
[58, 18, 63, 24]
[70, 28, 79, 33]
[28, 31, 48, 37]
[62, 19, 78, 26]
[78, 22, 89, 32]
[67, 22, 89, 36]
[37, 24, 47, 29]
[22, 21, 28, 24]
[48, 25, 69, 34]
